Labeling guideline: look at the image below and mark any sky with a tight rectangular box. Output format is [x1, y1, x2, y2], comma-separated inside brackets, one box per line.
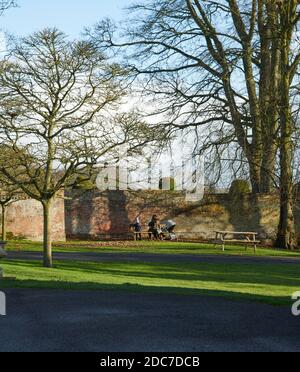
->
[0, 0, 132, 38]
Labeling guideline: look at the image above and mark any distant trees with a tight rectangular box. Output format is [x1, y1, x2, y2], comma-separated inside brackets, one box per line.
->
[0, 29, 158, 267]
[90, 0, 300, 249]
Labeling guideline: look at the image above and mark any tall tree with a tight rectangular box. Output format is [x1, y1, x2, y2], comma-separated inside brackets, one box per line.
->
[0, 29, 157, 267]
[89, 0, 299, 194]
[276, 0, 300, 250]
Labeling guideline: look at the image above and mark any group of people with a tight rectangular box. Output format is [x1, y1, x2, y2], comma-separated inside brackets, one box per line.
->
[132, 215, 177, 241]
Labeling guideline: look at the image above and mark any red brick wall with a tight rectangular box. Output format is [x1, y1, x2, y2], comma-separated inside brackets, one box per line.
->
[7, 189, 295, 243]
[65, 190, 293, 243]
[5, 193, 66, 241]
[65, 190, 183, 239]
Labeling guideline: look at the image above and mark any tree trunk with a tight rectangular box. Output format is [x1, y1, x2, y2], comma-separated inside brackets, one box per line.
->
[247, 138, 277, 194]
[1, 205, 7, 241]
[276, 104, 296, 249]
[260, 141, 277, 193]
[42, 199, 53, 268]
[277, 186, 296, 250]
[258, 0, 280, 195]
[276, 4, 297, 250]
[249, 161, 261, 194]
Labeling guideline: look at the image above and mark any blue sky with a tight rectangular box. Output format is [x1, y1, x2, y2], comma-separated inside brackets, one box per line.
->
[0, 0, 132, 37]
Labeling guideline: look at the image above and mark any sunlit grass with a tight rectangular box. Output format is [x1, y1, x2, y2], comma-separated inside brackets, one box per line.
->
[5, 239, 300, 258]
[1, 258, 298, 306]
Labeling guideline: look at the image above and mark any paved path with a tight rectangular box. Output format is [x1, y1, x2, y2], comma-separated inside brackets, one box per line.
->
[0, 289, 299, 352]
[7, 250, 300, 265]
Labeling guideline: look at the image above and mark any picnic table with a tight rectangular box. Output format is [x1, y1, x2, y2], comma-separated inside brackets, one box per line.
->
[214, 231, 260, 252]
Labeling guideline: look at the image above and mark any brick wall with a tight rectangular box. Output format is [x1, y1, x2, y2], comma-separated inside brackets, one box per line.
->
[4, 193, 66, 241]
[65, 190, 297, 243]
[5, 189, 300, 244]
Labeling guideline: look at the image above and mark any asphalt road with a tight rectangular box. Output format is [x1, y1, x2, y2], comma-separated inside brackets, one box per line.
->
[7, 250, 300, 265]
[0, 289, 299, 352]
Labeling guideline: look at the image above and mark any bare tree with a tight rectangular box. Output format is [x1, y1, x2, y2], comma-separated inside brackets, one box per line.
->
[0, 29, 159, 267]
[275, 0, 300, 250]
[0, 0, 19, 241]
[89, 0, 300, 249]
[88, 0, 299, 195]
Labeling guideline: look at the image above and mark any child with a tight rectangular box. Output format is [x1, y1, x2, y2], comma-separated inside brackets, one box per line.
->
[133, 217, 142, 241]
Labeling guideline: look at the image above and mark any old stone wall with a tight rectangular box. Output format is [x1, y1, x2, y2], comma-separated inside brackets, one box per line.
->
[65, 190, 294, 243]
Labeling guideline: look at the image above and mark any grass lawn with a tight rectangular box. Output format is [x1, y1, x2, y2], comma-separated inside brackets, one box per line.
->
[5, 239, 300, 258]
[0, 258, 299, 306]
[2, 240, 299, 306]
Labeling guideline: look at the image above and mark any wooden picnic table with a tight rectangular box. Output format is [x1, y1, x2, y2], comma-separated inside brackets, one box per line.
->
[214, 231, 260, 252]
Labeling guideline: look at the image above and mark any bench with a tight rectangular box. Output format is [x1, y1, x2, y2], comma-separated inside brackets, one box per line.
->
[132, 231, 179, 241]
[133, 231, 154, 241]
[214, 231, 260, 252]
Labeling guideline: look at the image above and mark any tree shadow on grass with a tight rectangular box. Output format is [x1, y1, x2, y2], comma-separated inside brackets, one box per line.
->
[3, 259, 300, 288]
[52, 260, 300, 287]
[0, 259, 296, 306]
[0, 279, 291, 306]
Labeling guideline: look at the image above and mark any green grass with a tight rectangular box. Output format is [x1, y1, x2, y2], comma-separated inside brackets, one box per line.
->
[0, 258, 299, 306]
[5, 239, 300, 258]
[2, 240, 299, 306]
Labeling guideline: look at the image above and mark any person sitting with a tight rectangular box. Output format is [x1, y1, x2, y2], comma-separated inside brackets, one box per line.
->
[148, 215, 161, 240]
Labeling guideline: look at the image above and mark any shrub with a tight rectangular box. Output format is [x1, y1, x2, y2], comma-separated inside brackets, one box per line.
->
[229, 179, 251, 195]
[73, 176, 95, 191]
[6, 232, 27, 241]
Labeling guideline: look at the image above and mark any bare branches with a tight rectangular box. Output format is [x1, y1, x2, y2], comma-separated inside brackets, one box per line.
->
[88, 0, 300, 194]
[0, 0, 16, 16]
[0, 27, 165, 266]
[0, 28, 158, 202]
